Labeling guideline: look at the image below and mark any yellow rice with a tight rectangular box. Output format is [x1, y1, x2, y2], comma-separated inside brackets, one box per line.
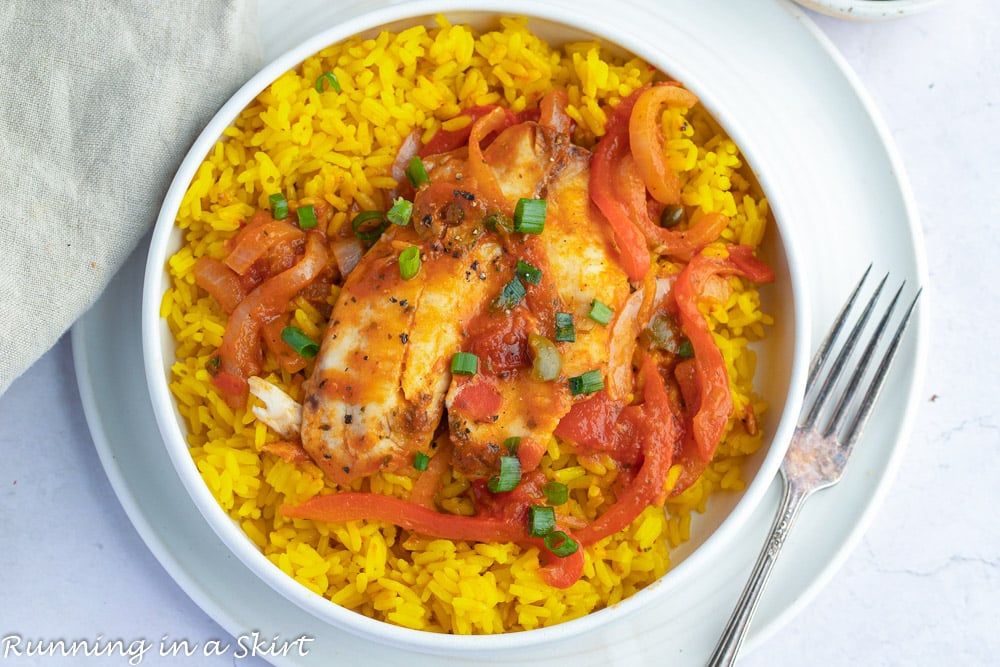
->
[162, 15, 773, 634]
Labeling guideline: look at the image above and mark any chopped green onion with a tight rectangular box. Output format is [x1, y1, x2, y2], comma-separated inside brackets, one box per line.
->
[269, 193, 288, 220]
[399, 245, 421, 280]
[315, 71, 341, 93]
[554, 312, 576, 343]
[297, 204, 317, 229]
[503, 436, 521, 455]
[281, 326, 319, 358]
[387, 197, 413, 226]
[678, 338, 695, 359]
[488, 456, 522, 493]
[451, 351, 478, 376]
[515, 259, 542, 285]
[543, 530, 579, 557]
[588, 299, 614, 325]
[405, 156, 430, 188]
[351, 210, 388, 241]
[493, 276, 526, 310]
[528, 505, 556, 537]
[413, 451, 430, 471]
[514, 198, 546, 234]
[568, 369, 604, 396]
[543, 481, 568, 505]
[528, 333, 562, 381]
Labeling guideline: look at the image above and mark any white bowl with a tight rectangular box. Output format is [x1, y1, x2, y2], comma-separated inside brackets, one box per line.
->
[792, 0, 946, 21]
[142, 0, 810, 656]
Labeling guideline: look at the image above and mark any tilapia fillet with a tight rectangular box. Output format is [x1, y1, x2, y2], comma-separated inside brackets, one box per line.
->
[297, 114, 632, 485]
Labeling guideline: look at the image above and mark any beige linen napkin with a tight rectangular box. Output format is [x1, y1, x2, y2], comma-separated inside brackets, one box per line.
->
[0, 1, 261, 394]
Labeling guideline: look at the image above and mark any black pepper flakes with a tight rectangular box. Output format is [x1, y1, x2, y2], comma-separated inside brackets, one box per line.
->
[344, 414, 353, 424]
[400, 333, 409, 344]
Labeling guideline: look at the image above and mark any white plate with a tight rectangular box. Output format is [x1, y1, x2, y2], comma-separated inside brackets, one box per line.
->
[72, 0, 927, 664]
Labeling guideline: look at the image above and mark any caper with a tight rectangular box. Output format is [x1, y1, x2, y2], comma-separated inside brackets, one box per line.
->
[484, 211, 514, 233]
[644, 312, 679, 352]
[660, 204, 685, 228]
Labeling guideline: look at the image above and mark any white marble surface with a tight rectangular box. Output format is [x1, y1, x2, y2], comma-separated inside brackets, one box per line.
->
[2, 1, 998, 665]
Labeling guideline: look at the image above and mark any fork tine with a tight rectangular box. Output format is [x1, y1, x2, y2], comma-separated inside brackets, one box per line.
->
[840, 288, 922, 447]
[800, 271, 888, 430]
[823, 281, 905, 438]
[806, 263, 873, 391]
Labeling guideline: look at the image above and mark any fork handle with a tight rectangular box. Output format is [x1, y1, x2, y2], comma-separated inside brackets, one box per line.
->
[706, 479, 809, 666]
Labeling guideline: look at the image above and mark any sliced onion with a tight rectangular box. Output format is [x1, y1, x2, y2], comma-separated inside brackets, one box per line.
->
[193, 256, 246, 313]
[225, 215, 304, 275]
[539, 90, 573, 135]
[217, 232, 329, 407]
[331, 237, 363, 277]
[391, 130, 423, 184]
[467, 107, 513, 214]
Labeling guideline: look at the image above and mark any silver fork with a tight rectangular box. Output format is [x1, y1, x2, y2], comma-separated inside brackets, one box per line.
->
[707, 265, 921, 666]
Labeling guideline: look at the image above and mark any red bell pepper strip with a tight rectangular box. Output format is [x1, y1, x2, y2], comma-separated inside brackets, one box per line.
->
[419, 106, 504, 157]
[593, 83, 730, 265]
[589, 86, 652, 282]
[628, 84, 698, 206]
[282, 492, 584, 588]
[575, 356, 682, 545]
[283, 492, 527, 543]
[552, 390, 621, 452]
[529, 526, 585, 589]
[672, 245, 774, 462]
[419, 105, 541, 158]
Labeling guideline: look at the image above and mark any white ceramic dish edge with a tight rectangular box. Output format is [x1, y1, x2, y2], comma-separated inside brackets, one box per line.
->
[141, 0, 810, 656]
[792, 0, 946, 21]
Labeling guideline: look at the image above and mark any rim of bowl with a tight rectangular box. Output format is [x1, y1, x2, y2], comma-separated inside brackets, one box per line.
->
[791, 0, 945, 20]
[142, 0, 810, 654]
